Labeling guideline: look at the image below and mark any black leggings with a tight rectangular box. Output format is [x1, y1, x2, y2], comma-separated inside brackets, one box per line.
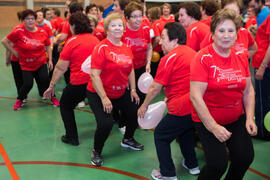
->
[18, 64, 50, 100]
[60, 83, 87, 139]
[87, 90, 138, 154]
[135, 66, 146, 106]
[11, 61, 23, 95]
[195, 115, 254, 180]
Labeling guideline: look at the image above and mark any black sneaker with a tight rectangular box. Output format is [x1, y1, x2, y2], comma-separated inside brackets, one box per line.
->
[121, 138, 144, 151]
[61, 135, 79, 146]
[91, 149, 103, 166]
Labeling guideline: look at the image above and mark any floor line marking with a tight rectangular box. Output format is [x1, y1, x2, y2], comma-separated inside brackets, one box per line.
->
[0, 161, 150, 180]
[0, 142, 20, 180]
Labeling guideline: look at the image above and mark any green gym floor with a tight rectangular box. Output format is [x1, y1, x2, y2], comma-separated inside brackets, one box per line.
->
[0, 27, 269, 180]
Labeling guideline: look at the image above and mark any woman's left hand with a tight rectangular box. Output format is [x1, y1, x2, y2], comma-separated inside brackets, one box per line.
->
[130, 91, 140, 105]
[146, 63, 151, 73]
[246, 119, 257, 136]
[43, 86, 55, 99]
[255, 66, 265, 80]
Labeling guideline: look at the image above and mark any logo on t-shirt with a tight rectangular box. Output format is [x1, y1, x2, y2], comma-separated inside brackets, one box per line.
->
[124, 37, 147, 49]
[210, 66, 244, 83]
[23, 36, 42, 47]
[109, 52, 132, 64]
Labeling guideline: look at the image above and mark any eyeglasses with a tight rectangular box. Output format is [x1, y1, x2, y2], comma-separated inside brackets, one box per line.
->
[25, 17, 35, 21]
[130, 15, 142, 19]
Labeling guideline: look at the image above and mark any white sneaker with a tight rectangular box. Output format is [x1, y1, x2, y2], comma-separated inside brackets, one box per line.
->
[119, 126, 126, 135]
[181, 160, 200, 175]
[151, 170, 178, 180]
[77, 101, 85, 108]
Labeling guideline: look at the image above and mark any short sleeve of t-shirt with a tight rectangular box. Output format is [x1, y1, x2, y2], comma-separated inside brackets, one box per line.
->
[59, 37, 75, 61]
[7, 30, 18, 43]
[44, 34, 51, 46]
[61, 21, 70, 34]
[190, 50, 210, 82]
[91, 43, 106, 70]
[155, 54, 176, 86]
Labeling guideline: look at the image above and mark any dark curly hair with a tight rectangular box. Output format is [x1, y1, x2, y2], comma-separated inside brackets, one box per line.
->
[69, 12, 92, 34]
[69, 2, 83, 14]
[179, 2, 201, 21]
[21, 9, 37, 21]
[201, 0, 220, 16]
[85, 3, 97, 14]
[164, 22, 186, 45]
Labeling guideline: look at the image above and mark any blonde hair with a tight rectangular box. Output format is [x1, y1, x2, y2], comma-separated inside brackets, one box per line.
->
[103, 12, 125, 34]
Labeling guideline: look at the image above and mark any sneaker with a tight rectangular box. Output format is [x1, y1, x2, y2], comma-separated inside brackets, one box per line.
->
[119, 126, 126, 135]
[181, 160, 200, 175]
[77, 101, 85, 108]
[61, 135, 79, 146]
[51, 97, 60, 107]
[121, 138, 144, 151]
[13, 99, 23, 110]
[23, 99, 27, 103]
[151, 170, 178, 180]
[91, 149, 103, 166]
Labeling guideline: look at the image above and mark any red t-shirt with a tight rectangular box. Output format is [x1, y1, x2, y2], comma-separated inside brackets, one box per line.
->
[87, 39, 134, 99]
[60, 33, 100, 85]
[200, 16, 212, 27]
[186, 21, 210, 52]
[7, 26, 50, 71]
[190, 45, 250, 125]
[122, 24, 151, 69]
[51, 17, 64, 32]
[245, 16, 257, 29]
[160, 15, 175, 24]
[152, 20, 166, 52]
[10, 23, 24, 62]
[155, 45, 196, 116]
[94, 21, 106, 41]
[252, 15, 270, 68]
[200, 28, 255, 57]
[61, 19, 72, 40]
[36, 23, 54, 38]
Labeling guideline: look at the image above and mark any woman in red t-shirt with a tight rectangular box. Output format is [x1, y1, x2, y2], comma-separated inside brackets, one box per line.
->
[148, 6, 166, 78]
[2, 9, 59, 110]
[122, 1, 153, 104]
[138, 22, 200, 180]
[178, 2, 210, 52]
[190, 9, 257, 180]
[160, 3, 175, 24]
[44, 12, 100, 146]
[86, 13, 143, 167]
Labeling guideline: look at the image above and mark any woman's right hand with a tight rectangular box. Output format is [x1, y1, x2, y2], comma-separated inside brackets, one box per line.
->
[101, 97, 113, 114]
[211, 124, 232, 142]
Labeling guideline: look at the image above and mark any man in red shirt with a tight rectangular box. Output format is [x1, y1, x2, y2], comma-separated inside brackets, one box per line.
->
[138, 22, 199, 180]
